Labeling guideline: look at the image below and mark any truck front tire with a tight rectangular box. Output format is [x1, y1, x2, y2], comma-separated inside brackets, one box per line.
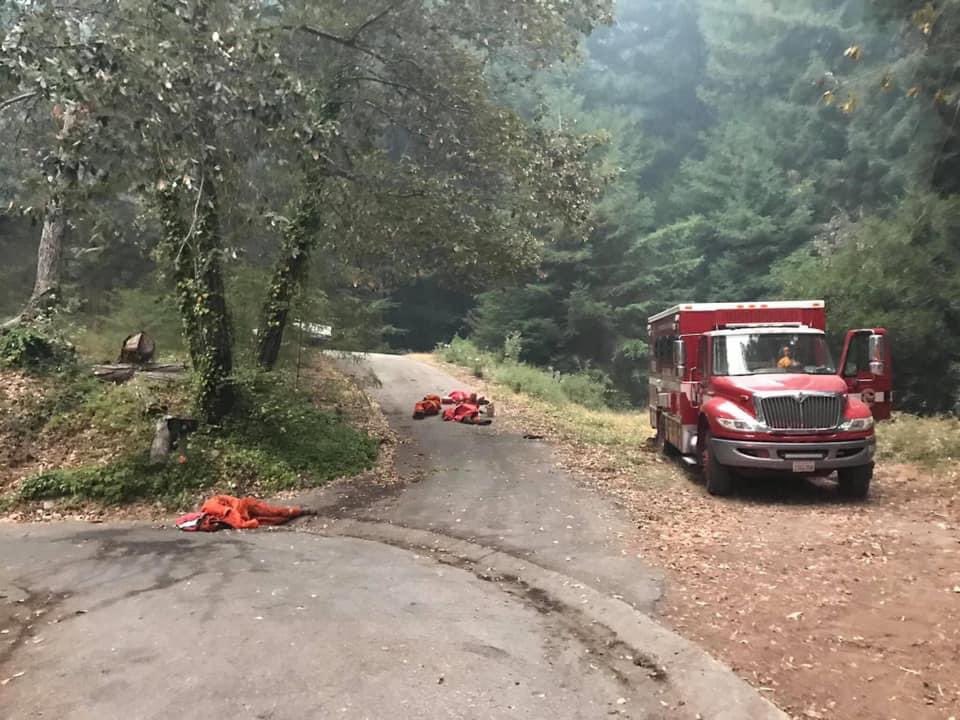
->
[837, 464, 872, 499]
[700, 428, 734, 496]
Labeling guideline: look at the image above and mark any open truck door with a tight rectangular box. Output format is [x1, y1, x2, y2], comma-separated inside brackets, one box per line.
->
[838, 328, 893, 420]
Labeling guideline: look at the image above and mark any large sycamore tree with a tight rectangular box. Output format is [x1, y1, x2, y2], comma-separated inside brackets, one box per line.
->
[2, 0, 611, 422]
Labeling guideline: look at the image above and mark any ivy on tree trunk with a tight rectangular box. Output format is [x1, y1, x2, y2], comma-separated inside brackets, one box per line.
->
[156, 186, 202, 364]
[156, 174, 235, 423]
[257, 172, 325, 370]
[192, 173, 235, 422]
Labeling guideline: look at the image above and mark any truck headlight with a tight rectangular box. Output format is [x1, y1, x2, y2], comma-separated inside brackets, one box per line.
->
[717, 417, 766, 432]
[840, 416, 874, 432]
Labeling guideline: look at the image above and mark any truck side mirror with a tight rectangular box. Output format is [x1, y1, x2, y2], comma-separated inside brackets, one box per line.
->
[674, 339, 686, 376]
[868, 334, 886, 377]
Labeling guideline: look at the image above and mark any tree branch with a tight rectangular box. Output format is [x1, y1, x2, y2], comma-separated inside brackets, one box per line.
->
[294, 25, 388, 64]
[350, 0, 408, 43]
[0, 91, 40, 114]
[343, 74, 424, 97]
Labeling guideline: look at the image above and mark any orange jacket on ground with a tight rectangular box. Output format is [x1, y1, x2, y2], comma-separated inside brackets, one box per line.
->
[413, 394, 443, 419]
[443, 403, 480, 423]
[446, 390, 475, 404]
[198, 495, 302, 530]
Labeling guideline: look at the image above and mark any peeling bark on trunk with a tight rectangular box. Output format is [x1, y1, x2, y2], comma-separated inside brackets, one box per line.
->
[32, 197, 65, 301]
[19, 196, 68, 322]
[20, 138, 77, 323]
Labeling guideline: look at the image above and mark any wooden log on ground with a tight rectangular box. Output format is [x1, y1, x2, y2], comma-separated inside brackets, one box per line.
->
[92, 362, 187, 383]
[93, 364, 136, 383]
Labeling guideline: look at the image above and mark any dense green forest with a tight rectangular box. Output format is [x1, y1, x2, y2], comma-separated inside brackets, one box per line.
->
[396, 0, 960, 414]
[2, 0, 958, 416]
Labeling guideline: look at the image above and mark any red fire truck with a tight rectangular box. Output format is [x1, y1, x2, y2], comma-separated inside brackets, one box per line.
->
[648, 301, 893, 497]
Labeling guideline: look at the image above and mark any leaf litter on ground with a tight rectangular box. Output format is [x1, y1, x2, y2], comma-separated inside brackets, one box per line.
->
[425, 352, 960, 720]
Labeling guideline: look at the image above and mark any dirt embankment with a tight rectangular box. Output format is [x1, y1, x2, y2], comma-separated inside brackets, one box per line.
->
[425, 354, 960, 720]
[1, 356, 397, 522]
[0, 371, 120, 500]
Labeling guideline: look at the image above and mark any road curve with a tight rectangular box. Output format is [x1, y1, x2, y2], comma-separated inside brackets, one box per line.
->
[0, 523, 675, 719]
[316, 353, 787, 720]
[0, 353, 786, 720]
[327, 352, 663, 613]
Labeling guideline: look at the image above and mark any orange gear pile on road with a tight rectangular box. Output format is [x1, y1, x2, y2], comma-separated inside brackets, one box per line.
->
[175, 495, 305, 532]
[413, 394, 444, 419]
[413, 390, 493, 425]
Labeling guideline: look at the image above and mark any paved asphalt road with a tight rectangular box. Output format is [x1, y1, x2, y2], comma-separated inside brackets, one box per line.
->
[0, 524, 677, 719]
[0, 354, 779, 720]
[324, 353, 663, 612]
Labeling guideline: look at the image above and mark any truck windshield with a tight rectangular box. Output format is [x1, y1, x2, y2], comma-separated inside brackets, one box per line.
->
[714, 333, 836, 376]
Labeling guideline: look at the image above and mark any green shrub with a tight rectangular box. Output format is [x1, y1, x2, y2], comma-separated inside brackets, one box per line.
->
[228, 370, 378, 486]
[437, 336, 489, 367]
[558, 371, 610, 410]
[503, 330, 523, 363]
[0, 325, 75, 371]
[19, 455, 212, 506]
[494, 362, 568, 405]
[12, 366, 379, 509]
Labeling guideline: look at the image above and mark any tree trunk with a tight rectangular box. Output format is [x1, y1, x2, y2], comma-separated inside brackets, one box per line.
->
[156, 186, 203, 366]
[176, 0, 235, 423]
[256, 217, 311, 370]
[156, 173, 234, 424]
[18, 196, 67, 322]
[33, 197, 65, 300]
[257, 177, 325, 370]
[191, 171, 235, 422]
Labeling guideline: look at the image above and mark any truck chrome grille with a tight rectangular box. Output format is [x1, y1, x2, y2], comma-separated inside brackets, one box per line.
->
[755, 393, 844, 431]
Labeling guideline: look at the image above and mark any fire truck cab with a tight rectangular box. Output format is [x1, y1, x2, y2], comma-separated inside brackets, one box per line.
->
[648, 301, 893, 498]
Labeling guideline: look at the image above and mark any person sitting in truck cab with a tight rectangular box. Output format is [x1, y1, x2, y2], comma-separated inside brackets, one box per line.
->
[777, 346, 800, 369]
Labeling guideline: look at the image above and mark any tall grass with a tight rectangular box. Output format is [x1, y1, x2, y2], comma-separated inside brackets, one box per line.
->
[876, 413, 960, 467]
[62, 286, 186, 362]
[437, 336, 611, 410]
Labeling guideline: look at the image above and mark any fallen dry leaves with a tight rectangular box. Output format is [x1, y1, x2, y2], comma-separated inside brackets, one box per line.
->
[0, 370, 128, 514]
[424, 353, 960, 720]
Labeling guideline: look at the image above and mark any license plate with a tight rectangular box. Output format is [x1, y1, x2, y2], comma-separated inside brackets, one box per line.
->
[792, 461, 816, 473]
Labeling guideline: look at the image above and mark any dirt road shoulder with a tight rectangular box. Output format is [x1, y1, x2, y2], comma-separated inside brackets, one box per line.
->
[423, 352, 960, 720]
